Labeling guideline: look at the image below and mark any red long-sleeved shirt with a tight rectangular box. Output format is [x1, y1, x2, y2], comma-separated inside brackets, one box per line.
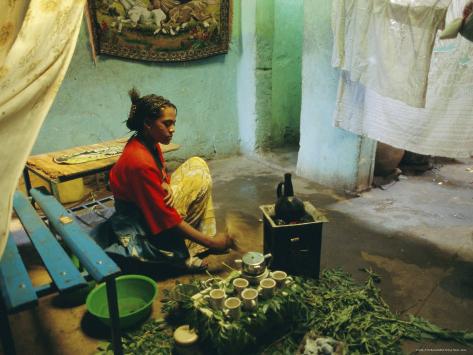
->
[109, 137, 182, 235]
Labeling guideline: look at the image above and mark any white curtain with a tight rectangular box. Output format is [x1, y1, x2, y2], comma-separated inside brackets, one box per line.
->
[0, 0, 86, 257]
[333, 0, 473, 158]
[332, 0, 451, 108]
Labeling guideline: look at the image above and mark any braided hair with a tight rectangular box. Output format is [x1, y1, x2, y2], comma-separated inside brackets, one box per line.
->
[126, 87, 176, 133]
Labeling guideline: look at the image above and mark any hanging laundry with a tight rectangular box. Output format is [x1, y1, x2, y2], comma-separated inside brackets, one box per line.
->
[334, 0, 473, 158]
[332, 0, 450, 108]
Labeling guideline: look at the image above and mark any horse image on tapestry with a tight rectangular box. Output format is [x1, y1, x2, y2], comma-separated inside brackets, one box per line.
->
[88, 0, 230, 61]
[158, 1, 217, 36]
[100, 0, 217, 36]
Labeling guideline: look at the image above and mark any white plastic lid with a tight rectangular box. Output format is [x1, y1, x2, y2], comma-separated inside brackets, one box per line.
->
[173, 325, 199, 346]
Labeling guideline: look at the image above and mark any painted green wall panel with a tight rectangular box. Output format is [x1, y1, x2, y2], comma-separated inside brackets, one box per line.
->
[271, 0, 303, 146]
[255, 0, 275, 70]
[255, 69, 273, 149]
[254, 0, 274, 150]
[254, 0, 303, 150]
[237, 0, 257, 154]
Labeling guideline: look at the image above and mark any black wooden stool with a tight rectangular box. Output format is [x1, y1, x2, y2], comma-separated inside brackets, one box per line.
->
[260, 202, 328, 279]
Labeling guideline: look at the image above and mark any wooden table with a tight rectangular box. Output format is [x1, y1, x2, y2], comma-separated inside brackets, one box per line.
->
[23, 137, 180, 197]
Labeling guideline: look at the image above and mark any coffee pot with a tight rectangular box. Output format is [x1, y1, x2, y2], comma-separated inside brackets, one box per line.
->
[275, 173, 306, 223]
[235, 252, 272, 284]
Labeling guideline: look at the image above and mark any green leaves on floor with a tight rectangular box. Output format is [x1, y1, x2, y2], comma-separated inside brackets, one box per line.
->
[96, 269, 473, 354]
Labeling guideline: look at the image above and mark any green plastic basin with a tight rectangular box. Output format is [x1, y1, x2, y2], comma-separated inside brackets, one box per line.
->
[86, 275, 158, 329]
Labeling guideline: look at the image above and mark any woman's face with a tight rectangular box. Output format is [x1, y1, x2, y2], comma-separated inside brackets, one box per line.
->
[145, 106, 176, 145]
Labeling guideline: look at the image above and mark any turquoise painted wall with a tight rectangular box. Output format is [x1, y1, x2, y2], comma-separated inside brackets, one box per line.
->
[253, 0, 303, 150]
[32, 1, 242, 161]
[272, 0, 303, 146]
[296, 0, 375, 191]
[237, 0, 257, 154]
[254, 0, 274, 150]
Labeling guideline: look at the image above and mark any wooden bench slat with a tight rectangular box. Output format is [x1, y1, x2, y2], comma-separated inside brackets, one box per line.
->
[13, 191, 87, 293]
[0, 234, 37, 313]
[30, 188, 120, 283]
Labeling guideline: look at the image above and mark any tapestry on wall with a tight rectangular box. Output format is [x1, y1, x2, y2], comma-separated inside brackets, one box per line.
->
[86, 0, 231, 62]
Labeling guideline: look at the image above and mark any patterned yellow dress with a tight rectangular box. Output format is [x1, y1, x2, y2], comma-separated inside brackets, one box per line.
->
[170, 156, 216, 256]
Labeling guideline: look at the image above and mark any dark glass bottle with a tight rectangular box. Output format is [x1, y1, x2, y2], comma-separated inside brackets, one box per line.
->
[274, 173, 306, 223]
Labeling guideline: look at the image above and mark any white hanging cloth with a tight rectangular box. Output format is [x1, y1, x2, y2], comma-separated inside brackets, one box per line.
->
[333, 0, 473, 158]
[332, 0, 451, 108]
[0, 0, 85, 257]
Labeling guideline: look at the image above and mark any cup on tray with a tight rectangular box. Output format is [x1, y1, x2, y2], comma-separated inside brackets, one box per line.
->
[259, 278, 276, 299]
[241, 288, 258, 311]
[271, 270, 288, 287]
[224, 297, 241, 321]
[207, 289, 226, 310]
[232, 277, 249, 296]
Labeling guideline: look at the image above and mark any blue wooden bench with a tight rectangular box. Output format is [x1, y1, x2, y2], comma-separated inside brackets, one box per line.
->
[0, 188, 123, 355]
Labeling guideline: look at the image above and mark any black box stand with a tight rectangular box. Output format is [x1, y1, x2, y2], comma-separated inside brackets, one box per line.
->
[260, 202, 328, 279]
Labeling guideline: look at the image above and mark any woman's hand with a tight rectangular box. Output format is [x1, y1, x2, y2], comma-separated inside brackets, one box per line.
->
[162, 182, 175, 207]
[210, 232, 235, 251]
[176, 221, 238, 253]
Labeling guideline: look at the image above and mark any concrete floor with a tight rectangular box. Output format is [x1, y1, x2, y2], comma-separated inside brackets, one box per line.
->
[3, 152, 473, 354]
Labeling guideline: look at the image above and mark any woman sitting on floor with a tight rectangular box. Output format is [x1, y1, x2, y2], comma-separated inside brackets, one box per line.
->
[96, 88, 233, 272]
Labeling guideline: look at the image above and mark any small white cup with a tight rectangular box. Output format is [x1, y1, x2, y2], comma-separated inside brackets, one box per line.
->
[259, 278, 276, 299]
[241, 288, 258, 311]
[271, 270, 288, 287]
[232, 277, 249, 296]
[208, 289, 226, 310]
[224, 297, 241, 321]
